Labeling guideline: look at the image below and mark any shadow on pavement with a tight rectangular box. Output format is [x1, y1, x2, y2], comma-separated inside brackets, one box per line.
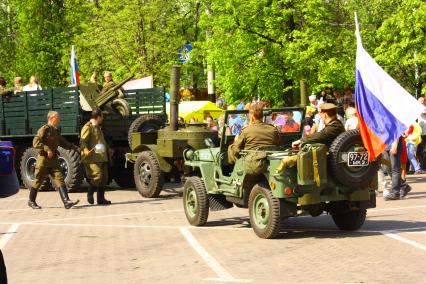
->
[204, 213, 426, 240]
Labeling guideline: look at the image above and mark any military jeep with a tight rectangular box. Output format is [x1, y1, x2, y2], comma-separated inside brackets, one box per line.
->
[183, 108, 380, 239]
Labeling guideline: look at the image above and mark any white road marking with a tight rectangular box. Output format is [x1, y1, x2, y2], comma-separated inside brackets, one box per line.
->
[0, 198, 28, 202]
[370, 205, 426, 212]
[29, 209, 183, 224]
[0, 208, 31, 212]
[179, 227, 252, 283]
[382, 231, 426, 252]
[0, 223, 20, 250]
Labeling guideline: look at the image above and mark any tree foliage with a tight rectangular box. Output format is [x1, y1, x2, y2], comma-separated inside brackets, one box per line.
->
[0, 0, 424, 105]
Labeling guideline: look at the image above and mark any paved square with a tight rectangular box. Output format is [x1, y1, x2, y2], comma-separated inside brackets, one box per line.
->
[1, 176, 425, 283]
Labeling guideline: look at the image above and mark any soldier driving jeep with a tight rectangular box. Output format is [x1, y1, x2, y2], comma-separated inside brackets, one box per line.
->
[292, 103, 345, 149]
[227, 103, 280, 164]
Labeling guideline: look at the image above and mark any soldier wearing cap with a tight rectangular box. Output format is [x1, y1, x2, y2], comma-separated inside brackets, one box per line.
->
[228, 103, 280, 164]
[29, 111, 80, 209]
[80, 108, 112, 205]
[292, 103, 345, 148]
[101, 71, 115, 93]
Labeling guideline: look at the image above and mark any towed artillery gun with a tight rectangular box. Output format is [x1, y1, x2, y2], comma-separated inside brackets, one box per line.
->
[79, 75, 134, 117]
[126, 66, 218, 198]
[182, 108, 380, 238]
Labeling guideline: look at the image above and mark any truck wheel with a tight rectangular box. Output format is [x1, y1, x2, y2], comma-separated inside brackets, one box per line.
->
[134, 151, 164, 198]
[332, 208, 367, 231]
[112, 98, 131, 117]
[249, 184, 281, 239]
[20, 147, 51, 190]
[112, 147, 135, 188]
[57, 147, 84, 191]
[183, 177, 209, 226]
[20, 147, 39, 189]
[128, 114, 163, 149]
[329, 129, 380, 188]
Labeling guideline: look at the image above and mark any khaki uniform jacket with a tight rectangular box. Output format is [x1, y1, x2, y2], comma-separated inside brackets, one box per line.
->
[80, 121, 109, 164]
[301, 118, 345, 148]
[228, 121, 280, 163]
[33, 124, 75, 167]
[101, 81, 116, 94]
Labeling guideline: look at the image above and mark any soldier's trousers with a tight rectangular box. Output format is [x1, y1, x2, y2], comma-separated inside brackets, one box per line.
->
[84, 162, 108, 187]
[34, 164, 65, 189]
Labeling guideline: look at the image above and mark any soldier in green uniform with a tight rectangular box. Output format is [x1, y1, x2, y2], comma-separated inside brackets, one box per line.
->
[228, 103, 280, 164]
[0, 76, 13, 97]
[29, 111, 80, 209]
[100, 71, 123, 113]
[80, 109, 112, 205]
[101, 71, 116, 93]
[292, 103, 345, 148]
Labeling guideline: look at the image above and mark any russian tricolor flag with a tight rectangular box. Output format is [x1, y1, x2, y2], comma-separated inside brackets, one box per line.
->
[70, 45, 80, 86]
[354, 15, 424, 161]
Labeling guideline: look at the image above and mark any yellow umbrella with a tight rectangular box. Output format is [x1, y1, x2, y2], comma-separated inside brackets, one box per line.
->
[166, 101, 224, 123]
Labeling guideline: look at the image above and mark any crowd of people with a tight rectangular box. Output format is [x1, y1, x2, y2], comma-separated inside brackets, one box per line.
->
[0, 75, 42, 97]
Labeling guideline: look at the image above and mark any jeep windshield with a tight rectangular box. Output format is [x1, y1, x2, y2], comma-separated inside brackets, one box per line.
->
[220, 107, 305, 150]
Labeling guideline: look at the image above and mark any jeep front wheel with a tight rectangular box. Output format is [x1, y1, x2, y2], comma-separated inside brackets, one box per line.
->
[332, 208, 367, 231]
[134, 151, 164, 198]
[183, 177, 209, 226]
[248, 184, 281, 239]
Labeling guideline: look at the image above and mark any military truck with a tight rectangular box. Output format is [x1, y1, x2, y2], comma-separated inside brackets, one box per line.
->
[0, 79, 166, 191]
[182, 108, 380, 239]
[126, 66, 218, 198]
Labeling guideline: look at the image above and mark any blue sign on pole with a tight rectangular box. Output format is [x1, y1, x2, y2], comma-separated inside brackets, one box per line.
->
[178, 44, 193, 63]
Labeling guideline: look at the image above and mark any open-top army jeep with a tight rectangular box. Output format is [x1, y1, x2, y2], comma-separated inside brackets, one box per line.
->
[183, 108, 380, 239]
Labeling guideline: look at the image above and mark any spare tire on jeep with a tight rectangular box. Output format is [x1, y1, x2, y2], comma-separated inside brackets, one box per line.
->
[328, 129, 380, 188]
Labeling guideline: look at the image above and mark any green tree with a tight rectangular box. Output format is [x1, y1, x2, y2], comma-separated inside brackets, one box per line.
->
[375, 0, 426, 96]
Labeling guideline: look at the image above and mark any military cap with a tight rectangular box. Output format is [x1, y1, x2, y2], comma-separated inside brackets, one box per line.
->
[104, 71, 112, 77]
[318, 103, 337, 111]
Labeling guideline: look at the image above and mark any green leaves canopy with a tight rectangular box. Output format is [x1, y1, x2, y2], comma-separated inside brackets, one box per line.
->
[0, 0, 424, 105]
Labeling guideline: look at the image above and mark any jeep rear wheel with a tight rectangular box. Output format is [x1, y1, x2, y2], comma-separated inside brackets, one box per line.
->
[249, 184, 281, 239]
[183, 177, 209, 226]
[332, 208, 367, 231]
[134, 151, 164, 198]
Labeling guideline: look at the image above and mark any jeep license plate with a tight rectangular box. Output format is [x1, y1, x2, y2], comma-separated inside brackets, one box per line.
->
[347, 152, 369, 167]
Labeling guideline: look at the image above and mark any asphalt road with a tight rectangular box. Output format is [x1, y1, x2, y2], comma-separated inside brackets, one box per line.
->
[0, 175, 425, 284]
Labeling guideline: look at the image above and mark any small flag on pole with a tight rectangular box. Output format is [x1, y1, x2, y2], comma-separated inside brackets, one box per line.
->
[354, 13, 424, 161]
[70, 45, 80, 86]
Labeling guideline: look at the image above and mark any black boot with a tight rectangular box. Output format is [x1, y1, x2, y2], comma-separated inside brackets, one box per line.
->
[97, 187, 111, 205]
[59, 186, 79, 209]
[87, 186, 95, 205]
[28, 188, 42, 209]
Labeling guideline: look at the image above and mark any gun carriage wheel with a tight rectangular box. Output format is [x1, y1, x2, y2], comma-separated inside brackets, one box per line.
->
[134, 151, 164, 198]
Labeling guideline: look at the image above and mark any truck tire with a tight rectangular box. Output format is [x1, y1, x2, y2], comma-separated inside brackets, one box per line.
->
[112, 147, 135, 188]
[183, 177, 209, 226]
[20, 147, 39, 189]
[249, 184, 281, 239]
[134, 151, 164, 198]
[112, 98, 131, 117]
[128, 114, 163, 149]
[57, 147, 84, 191]
[332, 208, 367, 231]
[328, 129, 380, 188]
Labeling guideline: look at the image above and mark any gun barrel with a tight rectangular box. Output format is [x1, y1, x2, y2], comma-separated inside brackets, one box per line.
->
[95, 74, 134, 107]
